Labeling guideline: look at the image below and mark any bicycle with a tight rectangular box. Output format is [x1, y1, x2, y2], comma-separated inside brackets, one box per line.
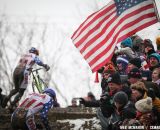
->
[30, 68, 48, 93]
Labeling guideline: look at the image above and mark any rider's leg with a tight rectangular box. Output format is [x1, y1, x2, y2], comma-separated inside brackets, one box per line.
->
[2, 68, 24, 108]
[11, 69, 28, 107]
[11, 88, 25, 107]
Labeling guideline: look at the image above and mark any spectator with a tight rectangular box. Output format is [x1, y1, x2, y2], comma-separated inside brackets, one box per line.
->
[85, 92, 96, 102]
[148, 53, 160, 71]
[79, 92, 98, 107]
[97, 72, 122, 130]
[113, 91, 136, 119]
[152, 68, 160, 85]
[127, 66, 160, 98]
[130, 81, 147, 103]
[68, 98, 78, 107]
[127, 58, 141, 73]
[131, 34, 143, 56]
[110, 91, 136, 130]
[116, 55, 129, 75]
[128, 68, 142, 84]
[135, 97, 159, 127]
[115, 37, 136, 60]
[101, 62, 116, 94]
[127, 60, 152, 81]
[142, 39, 155, 57]
[147, 88, 160, 113]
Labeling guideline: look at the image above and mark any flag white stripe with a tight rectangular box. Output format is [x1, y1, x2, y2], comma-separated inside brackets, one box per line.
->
[91, 42, 116, 70]
[118, 17, 157, 40]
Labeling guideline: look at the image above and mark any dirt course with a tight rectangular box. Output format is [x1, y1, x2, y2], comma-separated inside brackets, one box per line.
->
[0, 107, 101, 130]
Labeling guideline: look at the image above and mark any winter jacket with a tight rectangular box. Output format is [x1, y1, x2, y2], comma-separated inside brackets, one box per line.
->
[109, 101, 136, 130]
[119, 101, 136, 121]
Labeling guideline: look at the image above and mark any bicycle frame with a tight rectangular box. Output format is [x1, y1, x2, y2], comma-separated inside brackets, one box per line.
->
[30, 68, 48, 93]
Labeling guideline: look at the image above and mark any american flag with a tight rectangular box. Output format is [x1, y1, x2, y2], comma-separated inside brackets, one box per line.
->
[71, 0, 158, 72]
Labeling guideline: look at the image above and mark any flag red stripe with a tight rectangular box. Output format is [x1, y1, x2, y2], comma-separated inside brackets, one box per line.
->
[73, 3, 115, 42]
[79, 12, 116, 52]
[19, 98, 29, 107]
[34, 102, 43, 108]
[83, 5, 155, 60]
[118, 19, 158, 43]
[89, 14, 157, 67]
[92, 18, 157, 72]
[92, 52, 114, 72]
[25, 99, 36, 108]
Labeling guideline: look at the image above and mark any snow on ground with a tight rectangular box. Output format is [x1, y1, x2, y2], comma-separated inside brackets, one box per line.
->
[58, 117, 101, 130]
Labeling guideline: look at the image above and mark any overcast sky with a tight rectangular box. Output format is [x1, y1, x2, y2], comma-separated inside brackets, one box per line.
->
[0, 0, 159, 31]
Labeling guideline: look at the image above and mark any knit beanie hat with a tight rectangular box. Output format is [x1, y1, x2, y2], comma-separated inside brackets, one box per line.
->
[128, 68, 142, 79]
[129, 58, 142, 69]
[113, 91, 128, 105]
[121, 37, 132, 47]
[107, 72, 121, 85]
[116, 55, 129, 69]
[135, 97, 152, 113]
[148, 53, 160, 63]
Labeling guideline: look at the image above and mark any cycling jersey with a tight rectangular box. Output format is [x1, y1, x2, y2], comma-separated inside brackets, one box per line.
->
[16, 53, 45, 89]
[17, 53, 44, 69]
[15, 93, 53, 130]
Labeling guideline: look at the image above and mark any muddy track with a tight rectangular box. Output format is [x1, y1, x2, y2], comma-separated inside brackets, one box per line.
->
[0, 107, 101, 130]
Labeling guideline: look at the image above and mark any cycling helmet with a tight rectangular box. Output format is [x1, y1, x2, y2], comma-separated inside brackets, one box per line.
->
[29, 47, 39, 55]
[43, 88, 56, 98]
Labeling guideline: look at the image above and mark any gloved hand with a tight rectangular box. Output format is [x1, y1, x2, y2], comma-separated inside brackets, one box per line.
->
[79, 98, 85, 105]
[147, 88, 156, 100]
[100, 92, 110, 103]
[43, 64, 50, 71]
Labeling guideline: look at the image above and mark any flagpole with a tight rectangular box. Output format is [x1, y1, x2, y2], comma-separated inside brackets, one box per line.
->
[153, 0, 160, 22]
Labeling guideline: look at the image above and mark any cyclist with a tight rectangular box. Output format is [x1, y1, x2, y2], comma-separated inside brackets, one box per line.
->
[2, 47, 50, 108]
[11, 88, 58, 130]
